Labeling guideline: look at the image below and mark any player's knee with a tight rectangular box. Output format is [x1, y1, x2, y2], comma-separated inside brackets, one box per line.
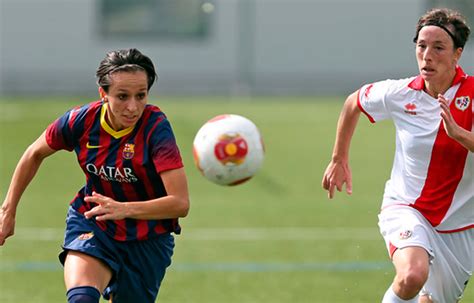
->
[395, 268, 428, 298]
[67, 286, 101, 303]
[398, 270, 427, 289]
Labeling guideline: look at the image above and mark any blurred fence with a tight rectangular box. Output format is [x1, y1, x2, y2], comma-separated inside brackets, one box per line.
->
[0, 0, 473, 96]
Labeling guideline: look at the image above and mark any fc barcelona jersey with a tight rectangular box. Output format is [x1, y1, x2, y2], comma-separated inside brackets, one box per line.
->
[46, 100, 184, 241]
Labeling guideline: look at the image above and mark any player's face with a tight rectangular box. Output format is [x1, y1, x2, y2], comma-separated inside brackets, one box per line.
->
[101, 70, 148, 131]
[415, 26, 462, 86]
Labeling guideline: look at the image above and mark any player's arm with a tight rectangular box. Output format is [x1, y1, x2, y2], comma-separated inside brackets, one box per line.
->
[84, 167, 190, 221]
[322, 91, 362, 199]
[439, 95, 474, 152]
[0, 132, 57, 245]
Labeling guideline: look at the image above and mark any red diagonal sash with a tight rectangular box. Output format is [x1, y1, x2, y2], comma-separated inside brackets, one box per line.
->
[413, 77, 473, 226]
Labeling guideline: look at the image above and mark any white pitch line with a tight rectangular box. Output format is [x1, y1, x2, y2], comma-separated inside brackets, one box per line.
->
[183, 227, 380, 240]
[13, 227, 381, 242]
[14, 227, 64, 241]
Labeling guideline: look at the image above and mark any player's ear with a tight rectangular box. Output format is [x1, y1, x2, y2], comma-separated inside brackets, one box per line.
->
[98, 87, 107, 101]
[454, 47, 463, 65]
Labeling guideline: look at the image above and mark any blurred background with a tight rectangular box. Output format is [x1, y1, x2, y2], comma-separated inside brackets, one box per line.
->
[1, 1, 473, 302]
[1, 0, 472, 97]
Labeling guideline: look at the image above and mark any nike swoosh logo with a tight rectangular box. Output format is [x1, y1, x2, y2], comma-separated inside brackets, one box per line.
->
[86, 142, 102, 149]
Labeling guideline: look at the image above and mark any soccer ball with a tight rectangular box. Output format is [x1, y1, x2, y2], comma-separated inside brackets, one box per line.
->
[193, 114, 265, 186]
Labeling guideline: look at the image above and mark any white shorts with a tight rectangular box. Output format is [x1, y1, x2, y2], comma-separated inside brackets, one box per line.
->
[378, 206, 473, 303]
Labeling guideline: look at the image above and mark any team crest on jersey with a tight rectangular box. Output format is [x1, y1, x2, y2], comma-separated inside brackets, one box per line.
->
[454, 96, 470, 111]
[77, 232, 94, 241]
[399, 230, 413, 240]
[123, 143, 135, 159]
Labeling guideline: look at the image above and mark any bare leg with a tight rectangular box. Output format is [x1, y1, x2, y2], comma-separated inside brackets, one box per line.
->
[391, 246, 430, 300]
[64, 251, 113, 293]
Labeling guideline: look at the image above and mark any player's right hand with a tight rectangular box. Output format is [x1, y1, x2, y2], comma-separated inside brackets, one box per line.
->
[321, 160, 353, 199]
[0, 206, 16, 246]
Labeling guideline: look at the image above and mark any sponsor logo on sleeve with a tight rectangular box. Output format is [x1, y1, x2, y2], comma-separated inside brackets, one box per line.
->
[364, 84, 374, 99]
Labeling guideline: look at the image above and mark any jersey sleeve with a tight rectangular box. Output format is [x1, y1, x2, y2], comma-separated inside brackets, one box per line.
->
[357, 80, 393, 123]
[45, 108, 79, 151]
[150, 117, 184, 173]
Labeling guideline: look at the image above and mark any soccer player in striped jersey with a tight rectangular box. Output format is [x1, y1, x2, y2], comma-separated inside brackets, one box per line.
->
[0, 48, 190, 302]
[322, 8, 472, 303]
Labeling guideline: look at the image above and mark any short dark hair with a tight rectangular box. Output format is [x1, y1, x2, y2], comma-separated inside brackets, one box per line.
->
[413, 8, 471, 49]
[96, 48, 157, 92]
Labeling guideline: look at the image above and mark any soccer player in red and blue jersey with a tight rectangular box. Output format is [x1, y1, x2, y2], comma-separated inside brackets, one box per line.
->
[0, 48, 190, 303]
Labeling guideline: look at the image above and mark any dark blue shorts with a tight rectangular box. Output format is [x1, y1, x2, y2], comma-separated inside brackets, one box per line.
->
[59, 207, 175, 303]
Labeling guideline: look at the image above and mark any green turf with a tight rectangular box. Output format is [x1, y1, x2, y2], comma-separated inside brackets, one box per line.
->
[0, 97, 472, 302]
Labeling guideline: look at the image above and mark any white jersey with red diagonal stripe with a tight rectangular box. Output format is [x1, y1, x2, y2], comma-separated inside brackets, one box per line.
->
[357, 66, 473, 232]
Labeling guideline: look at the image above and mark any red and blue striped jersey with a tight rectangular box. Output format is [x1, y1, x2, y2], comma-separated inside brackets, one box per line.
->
[45, 100, 184, 241]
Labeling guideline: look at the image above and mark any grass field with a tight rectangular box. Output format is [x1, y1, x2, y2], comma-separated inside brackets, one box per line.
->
[0, 97, 472, 302]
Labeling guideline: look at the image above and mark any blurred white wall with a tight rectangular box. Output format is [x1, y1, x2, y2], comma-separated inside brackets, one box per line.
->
[0, 0, 473, 96]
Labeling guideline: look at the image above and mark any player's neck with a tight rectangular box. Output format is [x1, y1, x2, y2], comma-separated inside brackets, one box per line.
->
[424, 70, 456, 98]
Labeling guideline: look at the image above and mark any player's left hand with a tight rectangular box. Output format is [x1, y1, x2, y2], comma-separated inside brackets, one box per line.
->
[84, 192, 127, 221]
[438, 94, 461, 139]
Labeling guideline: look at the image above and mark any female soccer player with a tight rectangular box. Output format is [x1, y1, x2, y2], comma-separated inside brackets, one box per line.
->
[322, 8, 473, 303]
[0, 48, 190, 302]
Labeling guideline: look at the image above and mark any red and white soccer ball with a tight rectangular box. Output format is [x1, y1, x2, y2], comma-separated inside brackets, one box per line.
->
[193, 114, 265, 186]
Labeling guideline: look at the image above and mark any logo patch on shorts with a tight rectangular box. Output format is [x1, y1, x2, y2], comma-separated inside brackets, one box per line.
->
[399, 230, 412, 240]
[77, 232, 94, 240]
